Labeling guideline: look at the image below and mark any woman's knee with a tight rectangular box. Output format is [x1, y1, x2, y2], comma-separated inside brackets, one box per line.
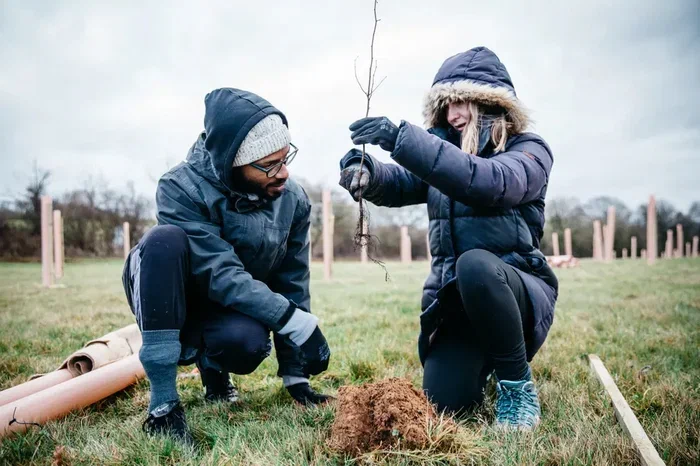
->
[423, 374, 486, 416]
[422, 328, 490, 416]
[456, 249, 505, 296]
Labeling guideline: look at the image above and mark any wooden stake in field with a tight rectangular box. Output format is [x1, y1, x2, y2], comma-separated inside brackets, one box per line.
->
[693, 236, 699, 258]
[605, 206, 616, 262]
[593, 220, 604, 260]
[622, 248, 628, 259]
[588, 355, 665, 466]
[564, 228, 573, 257]
[53, 210, 65, 280]
[675, 224, 684, 258]
[122, 222, 131, 260]
[601, 224, 608, 259]
[322, 189, 333, 281]
[631, 236, 637, 259]
[641, 249, 647, 259]
[646, 196, 657, 265]
[551, 232, 560, 256]
[40, 196, 55, 288]
[665, 229, 673, 259]
[685, 242, 691, 258]
[400, 226, 412, 264]
[330, 215, 335, 263]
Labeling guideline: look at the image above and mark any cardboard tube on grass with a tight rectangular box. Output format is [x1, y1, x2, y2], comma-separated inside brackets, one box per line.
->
[0, 370, 73, 408]
[0, 354, 145, 438]
[0, 324, 143, 407]
[58, 323, 142, 376]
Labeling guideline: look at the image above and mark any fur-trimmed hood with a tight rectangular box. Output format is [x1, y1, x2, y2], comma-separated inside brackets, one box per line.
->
[423, 47, 530, 132]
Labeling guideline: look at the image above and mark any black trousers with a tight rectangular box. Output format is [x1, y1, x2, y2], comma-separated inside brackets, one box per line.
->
[423, 249, 533, 414]
[122, 225, 273, 375]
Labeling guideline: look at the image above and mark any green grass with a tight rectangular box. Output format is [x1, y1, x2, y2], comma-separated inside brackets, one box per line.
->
[0, 258, 699, 465]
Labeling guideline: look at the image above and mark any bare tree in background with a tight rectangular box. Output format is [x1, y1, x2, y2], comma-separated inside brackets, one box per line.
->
[15, 161, 51, 235]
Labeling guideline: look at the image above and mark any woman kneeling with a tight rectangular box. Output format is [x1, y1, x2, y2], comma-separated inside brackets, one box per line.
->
[339, 46, 558, 430]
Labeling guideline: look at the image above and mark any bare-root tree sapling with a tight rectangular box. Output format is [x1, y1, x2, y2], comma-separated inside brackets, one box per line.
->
[353, 0, 389, 279]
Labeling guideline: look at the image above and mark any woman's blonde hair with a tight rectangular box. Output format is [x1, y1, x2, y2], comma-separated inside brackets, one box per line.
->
[459, 101, 511, 155]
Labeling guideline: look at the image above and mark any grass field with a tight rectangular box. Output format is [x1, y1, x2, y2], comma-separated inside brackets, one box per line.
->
[0, 258, 699, 465]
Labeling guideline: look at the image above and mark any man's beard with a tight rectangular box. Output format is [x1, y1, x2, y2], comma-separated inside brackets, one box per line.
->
[231, 170, 285, 200]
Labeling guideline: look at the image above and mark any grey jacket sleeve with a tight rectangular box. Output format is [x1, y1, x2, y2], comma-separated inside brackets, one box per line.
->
[267, 192, 312, 312]
[268, 191, 313, 378]
[156, 175, 295, 331]
[339, 148, 429, 207]
[391, 122, 553, 208]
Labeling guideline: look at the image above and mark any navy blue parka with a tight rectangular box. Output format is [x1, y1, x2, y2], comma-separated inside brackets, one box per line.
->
[341, 47, 558, 363]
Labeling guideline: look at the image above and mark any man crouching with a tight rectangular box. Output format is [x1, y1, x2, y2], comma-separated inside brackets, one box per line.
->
[122, 88, 331, 444]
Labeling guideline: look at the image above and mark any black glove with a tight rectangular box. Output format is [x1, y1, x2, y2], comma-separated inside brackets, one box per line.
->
[298, 327, 331, 376]
[350, 116, 399, 152]
[286, 383, 334, 406]
[339, 162, 371, 202]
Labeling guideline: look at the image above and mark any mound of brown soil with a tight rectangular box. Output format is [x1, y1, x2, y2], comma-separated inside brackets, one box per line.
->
[328, 378, 440, 455]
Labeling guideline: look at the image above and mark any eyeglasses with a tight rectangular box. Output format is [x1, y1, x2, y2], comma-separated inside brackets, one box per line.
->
[249, 143, 298, 178]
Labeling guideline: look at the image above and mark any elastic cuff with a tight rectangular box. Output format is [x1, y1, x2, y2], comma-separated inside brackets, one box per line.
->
[276, 301, 298, 330]
[282, 375, 309, 388]
[389, 120, 410, 161]
[278, 309, 319, 346]
[340, 148, 376, 175]
[141, 329, 181, 345]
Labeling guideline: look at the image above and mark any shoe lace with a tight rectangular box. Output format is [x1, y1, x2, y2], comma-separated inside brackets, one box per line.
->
[497, 384, 537, 424]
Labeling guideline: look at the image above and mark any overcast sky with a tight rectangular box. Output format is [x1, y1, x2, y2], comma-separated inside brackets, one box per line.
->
[2, 0, 699, 211]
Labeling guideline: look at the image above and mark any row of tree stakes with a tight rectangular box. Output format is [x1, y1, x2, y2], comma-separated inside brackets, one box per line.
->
[38, 195, 131, 288]
[38, 193, 698, 287]
[570, 196, 698, 262]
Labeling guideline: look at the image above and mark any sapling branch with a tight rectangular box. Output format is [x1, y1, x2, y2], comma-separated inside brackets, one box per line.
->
[353, 0, 388, 280]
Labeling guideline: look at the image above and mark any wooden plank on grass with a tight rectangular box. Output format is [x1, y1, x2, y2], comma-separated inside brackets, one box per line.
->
[588, 354, 665, 466]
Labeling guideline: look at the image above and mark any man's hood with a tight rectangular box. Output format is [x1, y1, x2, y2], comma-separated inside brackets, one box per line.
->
[187, 88, 288, 192]
[422, 46, 530, 132]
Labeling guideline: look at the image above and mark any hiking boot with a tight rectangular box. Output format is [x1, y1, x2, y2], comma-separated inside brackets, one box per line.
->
[198, 365, 239, 403]
[143, 400, 194, 445]
[495, 379, 541, 431]
[286, 382, 334, 406]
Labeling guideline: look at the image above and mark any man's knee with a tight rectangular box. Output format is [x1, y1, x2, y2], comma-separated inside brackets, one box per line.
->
[138, 225, 188, 261]
[456, 249, 504, 296]
[204, 318, 272, 375]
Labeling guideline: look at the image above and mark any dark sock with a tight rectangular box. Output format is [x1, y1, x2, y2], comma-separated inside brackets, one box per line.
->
[139, 330, 181, 412]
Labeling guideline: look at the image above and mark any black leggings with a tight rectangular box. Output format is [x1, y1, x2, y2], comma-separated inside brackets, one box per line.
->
[422, 249, 533, 414]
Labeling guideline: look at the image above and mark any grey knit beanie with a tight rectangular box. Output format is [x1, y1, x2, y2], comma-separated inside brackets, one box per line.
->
[233, 115, 291, 167]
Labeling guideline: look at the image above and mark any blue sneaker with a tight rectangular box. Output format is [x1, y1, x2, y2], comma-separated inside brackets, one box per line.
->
[495, 379, 541, 431]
